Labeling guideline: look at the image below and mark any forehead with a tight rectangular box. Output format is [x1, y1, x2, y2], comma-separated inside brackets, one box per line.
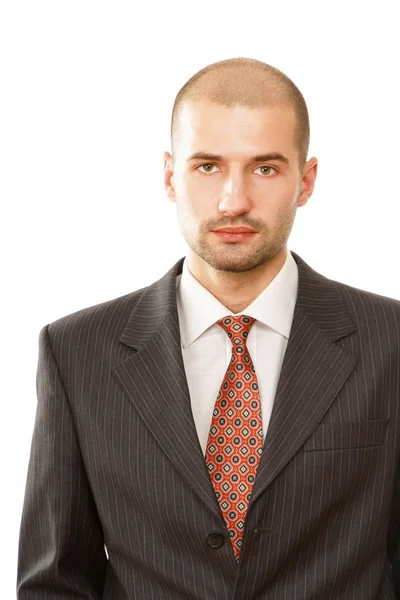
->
[177, 101, 297, 157]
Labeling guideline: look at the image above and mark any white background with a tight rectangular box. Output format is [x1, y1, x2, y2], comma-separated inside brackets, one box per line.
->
[1, 0, 399, 595]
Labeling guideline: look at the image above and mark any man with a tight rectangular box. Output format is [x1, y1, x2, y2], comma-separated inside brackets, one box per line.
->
[17, 57, 400, 599]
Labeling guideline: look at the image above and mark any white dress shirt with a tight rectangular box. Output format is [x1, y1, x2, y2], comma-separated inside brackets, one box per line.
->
[175, 249, 299, 455]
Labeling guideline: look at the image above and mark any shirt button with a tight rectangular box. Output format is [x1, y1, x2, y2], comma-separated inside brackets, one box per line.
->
[207, 532, 225, 549]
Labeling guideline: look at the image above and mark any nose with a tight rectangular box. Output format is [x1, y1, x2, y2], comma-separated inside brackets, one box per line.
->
[218, 169, 251, 216]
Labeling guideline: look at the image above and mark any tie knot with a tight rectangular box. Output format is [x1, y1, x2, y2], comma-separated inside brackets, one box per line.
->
[217, 315, 256, 345]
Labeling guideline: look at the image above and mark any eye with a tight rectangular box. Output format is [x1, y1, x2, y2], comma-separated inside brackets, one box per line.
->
[197, 163, 219, 173]
[196, 164, 277, 176]
[254, 166, 276, 176]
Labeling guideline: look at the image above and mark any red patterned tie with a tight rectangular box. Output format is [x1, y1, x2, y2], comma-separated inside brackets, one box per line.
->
[205, 315, 263, 560]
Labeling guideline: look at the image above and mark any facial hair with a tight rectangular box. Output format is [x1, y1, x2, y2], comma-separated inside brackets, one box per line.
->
[175, 189, 300, 273]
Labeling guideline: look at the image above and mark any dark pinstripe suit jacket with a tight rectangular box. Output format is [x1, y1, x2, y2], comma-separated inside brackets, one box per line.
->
[17, 251, 400, 599]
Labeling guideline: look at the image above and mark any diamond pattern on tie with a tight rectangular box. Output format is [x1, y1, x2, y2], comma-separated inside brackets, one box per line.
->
[205, 315, 263, 561]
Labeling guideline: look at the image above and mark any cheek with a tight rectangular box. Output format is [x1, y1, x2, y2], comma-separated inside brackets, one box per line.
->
[258, 177, 298, 206]
[183, 170, 222, 198]
[175, 193, 201, 229]
[178, 177, 211, 215]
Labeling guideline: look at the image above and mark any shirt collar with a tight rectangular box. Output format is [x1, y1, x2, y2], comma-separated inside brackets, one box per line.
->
[176, 250, 299, 349]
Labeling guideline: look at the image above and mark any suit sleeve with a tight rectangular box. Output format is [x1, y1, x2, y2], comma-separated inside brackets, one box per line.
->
[17, 324, 108, 598]
[387, 454, 400, 597]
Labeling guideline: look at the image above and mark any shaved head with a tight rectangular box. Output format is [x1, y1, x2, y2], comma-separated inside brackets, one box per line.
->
[170, 57, 310, 172]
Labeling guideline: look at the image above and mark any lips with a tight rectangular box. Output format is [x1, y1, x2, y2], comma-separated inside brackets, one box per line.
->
[212, 229, 257, 242]
[213, 227, 256, 233]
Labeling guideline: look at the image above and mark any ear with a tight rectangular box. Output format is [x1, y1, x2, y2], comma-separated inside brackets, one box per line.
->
[164, 151, 176, 203]
[297, 157, 318, 207]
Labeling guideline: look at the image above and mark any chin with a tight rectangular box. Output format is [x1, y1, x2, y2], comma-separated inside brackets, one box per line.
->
[201, 251, 269, 273]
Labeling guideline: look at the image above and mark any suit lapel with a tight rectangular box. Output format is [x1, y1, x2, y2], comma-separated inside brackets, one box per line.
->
[113, 258, 222, 518]
[113, 252, 358, 515]
[250, 251, 358, 505]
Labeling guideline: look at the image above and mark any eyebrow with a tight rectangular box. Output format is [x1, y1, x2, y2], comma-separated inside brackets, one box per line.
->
[186, 151, 290, 165]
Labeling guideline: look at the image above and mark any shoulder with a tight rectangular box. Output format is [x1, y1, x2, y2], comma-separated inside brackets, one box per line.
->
[40, 256, 185, 356]
[44, 285, 147, 350]
[331, 276, 400, 327]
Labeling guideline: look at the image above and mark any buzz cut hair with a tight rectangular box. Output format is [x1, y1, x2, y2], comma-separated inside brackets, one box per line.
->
[170, 57, 310, 172]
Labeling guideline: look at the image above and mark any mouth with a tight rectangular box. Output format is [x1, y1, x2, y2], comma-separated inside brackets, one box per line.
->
[212, 230, 257, 242]
[213, 227, 256, 233]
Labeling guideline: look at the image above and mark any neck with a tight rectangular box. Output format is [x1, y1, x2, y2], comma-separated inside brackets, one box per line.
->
[187, 246, 288, 314]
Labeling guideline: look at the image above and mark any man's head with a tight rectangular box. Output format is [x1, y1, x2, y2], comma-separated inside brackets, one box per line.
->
[164, 57, 318, 275]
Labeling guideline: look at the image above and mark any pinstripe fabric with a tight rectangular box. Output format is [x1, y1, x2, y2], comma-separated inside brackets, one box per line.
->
[17, 250, 400, 599]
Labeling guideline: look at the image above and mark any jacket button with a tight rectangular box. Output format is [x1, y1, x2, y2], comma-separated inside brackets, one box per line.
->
[207, 532, 225, 549]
